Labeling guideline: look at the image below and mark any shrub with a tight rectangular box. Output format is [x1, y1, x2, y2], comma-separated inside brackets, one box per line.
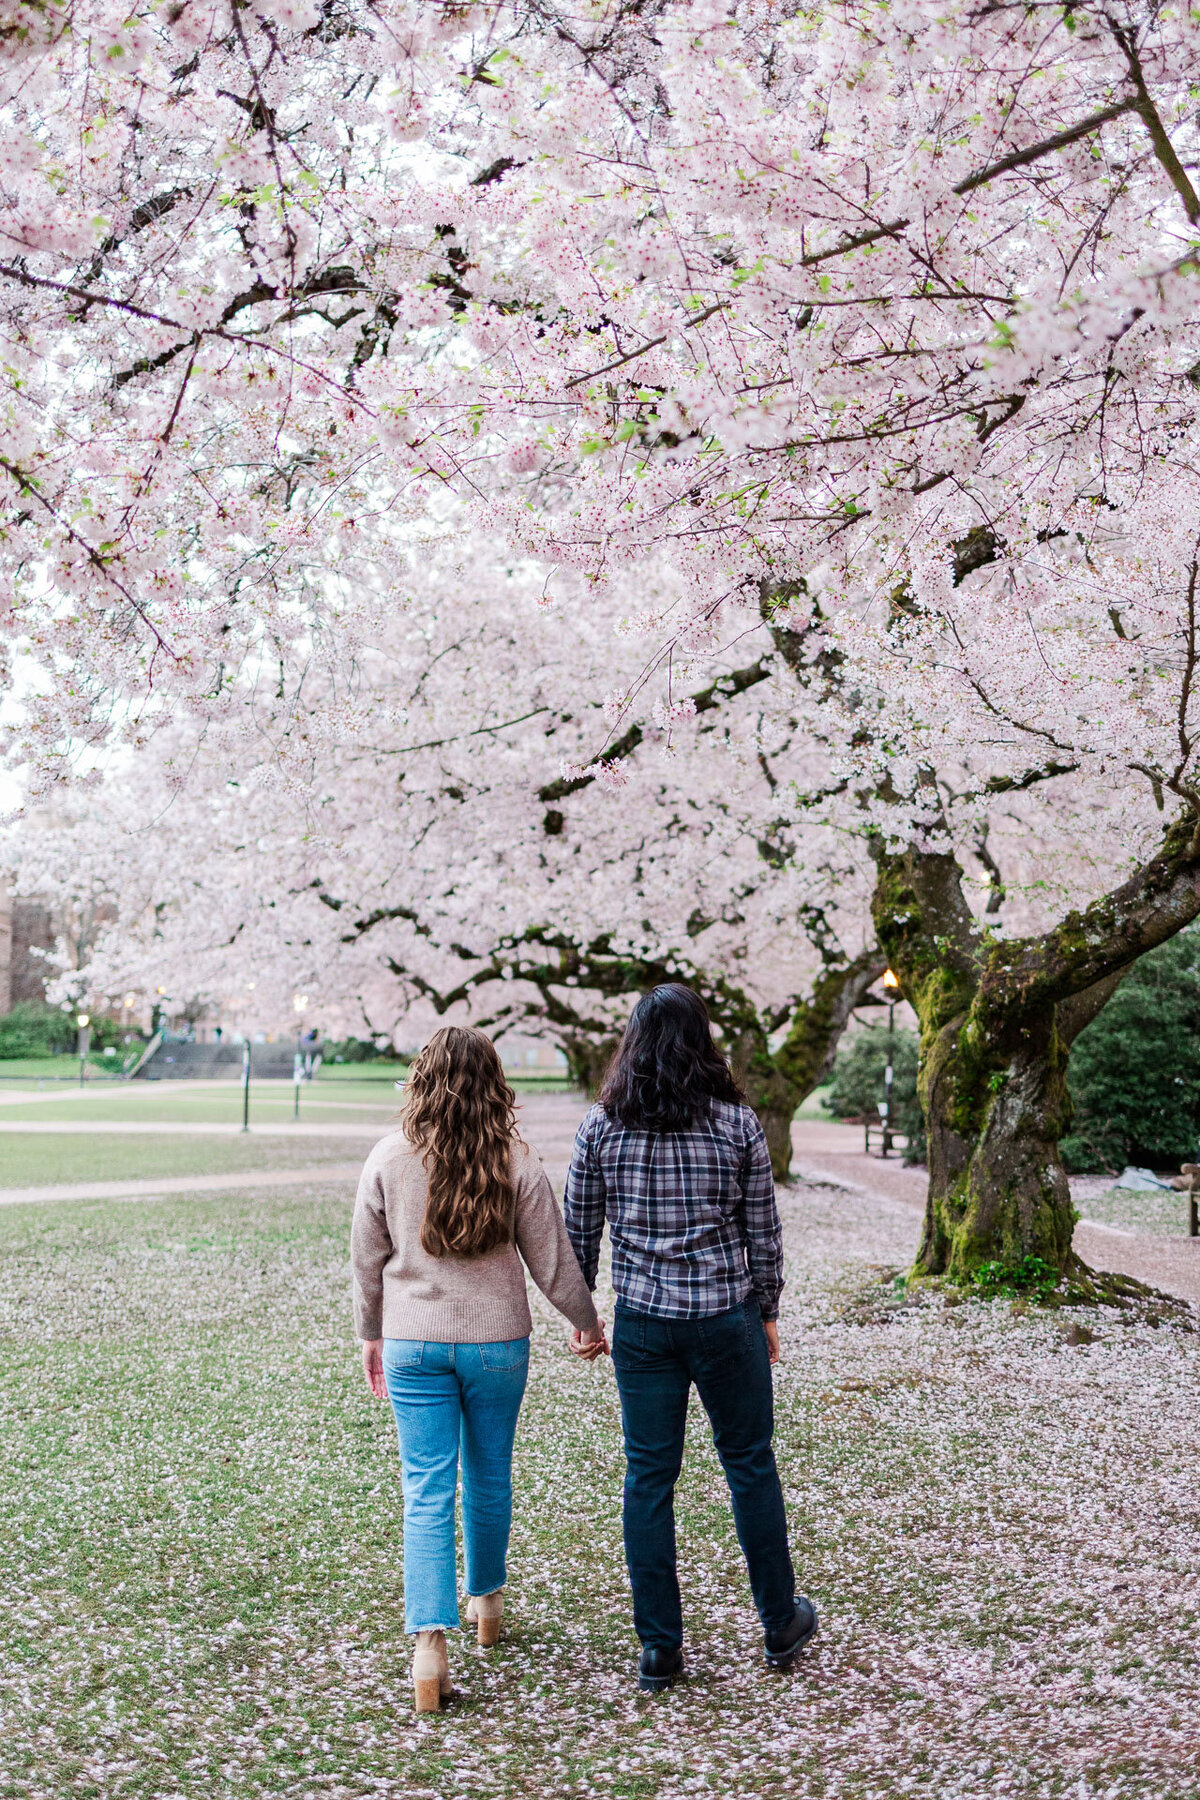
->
[1061, 925, 1200, 1173]
[325, 1035, 405, 1063]
[0, 1002, 76, 1058]
[823, 1022, 926, 1163]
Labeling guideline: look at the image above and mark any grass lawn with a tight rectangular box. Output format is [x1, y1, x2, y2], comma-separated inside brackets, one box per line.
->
[0, 1073, 568, 1129]
[0, 1133, 370, 1189]
[794, 1084, 832, 1121]
[0, 1057, 132, 1083]
[1075, 1184, 1195, 1239]
[1, 1177, 1198, 1798]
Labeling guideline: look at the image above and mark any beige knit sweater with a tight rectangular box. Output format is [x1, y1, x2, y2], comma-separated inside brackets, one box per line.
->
[350, 1131, 600, 1344]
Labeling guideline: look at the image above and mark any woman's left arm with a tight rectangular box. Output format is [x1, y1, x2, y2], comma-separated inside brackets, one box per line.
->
[350, 1157, 393, 1394]
[515, 1159, 604, 1340]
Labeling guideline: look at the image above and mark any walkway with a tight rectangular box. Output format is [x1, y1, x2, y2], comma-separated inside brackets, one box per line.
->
[789, 1120, 1200, 1305]
[0, 1119, 387, 1138]
[1, 1093, 1196, 1305]
[0, 1163, 364, 1207]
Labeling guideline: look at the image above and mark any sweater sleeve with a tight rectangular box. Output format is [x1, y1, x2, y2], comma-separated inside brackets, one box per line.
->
[513, 1154, 601, 1333]
[350, 1152, 392, 1341]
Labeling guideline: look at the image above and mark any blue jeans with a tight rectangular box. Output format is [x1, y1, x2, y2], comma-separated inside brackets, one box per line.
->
[382, 1336, 530, 1633]
[611, 1298, 796, 1651]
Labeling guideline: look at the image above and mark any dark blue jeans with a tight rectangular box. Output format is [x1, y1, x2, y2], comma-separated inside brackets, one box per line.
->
[611, 1298, 796, 1651]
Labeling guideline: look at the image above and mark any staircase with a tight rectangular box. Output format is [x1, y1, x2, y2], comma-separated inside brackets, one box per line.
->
[133, 1040, 297, 1080]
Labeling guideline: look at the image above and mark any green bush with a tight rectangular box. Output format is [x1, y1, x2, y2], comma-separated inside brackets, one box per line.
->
[1062, 925, 1200, 1174]
[823, 1022, 925, 1163]
[0, 1002, 77, 1059]
[325, 1035, 405, 1063]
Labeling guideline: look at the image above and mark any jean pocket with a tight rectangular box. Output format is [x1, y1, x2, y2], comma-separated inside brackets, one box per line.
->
[383, 1339, 424, 1369]
[611, 1310, 646, 1360]
[478, 1337, 531, 1372]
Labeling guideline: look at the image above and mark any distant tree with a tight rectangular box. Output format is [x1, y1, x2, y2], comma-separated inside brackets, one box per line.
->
[1062, 932, 1200, 1174]
[823, 1024, 925, 1165]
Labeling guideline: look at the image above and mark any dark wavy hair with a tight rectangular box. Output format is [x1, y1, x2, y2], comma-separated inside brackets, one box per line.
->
[599, 984, 744, 1132]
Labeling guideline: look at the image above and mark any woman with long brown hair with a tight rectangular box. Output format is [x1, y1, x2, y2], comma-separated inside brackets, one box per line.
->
[351, 1026, 606, 1711]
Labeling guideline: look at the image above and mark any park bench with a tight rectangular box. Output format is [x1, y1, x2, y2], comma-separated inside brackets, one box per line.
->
[860, 1110, 908, 1159]
[1169, 1164, 1200, 1237]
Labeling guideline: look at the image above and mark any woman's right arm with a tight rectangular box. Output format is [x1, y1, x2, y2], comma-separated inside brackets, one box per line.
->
[515, 1157, 604, 1341]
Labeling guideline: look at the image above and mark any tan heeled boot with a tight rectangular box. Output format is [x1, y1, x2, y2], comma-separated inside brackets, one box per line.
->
[465, 1588, 504, 1647]
[412, 1629, 451, 1711]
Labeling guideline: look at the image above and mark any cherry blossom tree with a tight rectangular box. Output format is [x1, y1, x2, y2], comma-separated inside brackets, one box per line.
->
[6, 540, 881, 1171]
[5, 0, 1200, 1275]
[390, 0, 1200, 1281]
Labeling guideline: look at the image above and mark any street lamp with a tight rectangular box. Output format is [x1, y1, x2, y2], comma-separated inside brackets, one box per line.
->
[241, 982, 258, 1133]
[880, 969, 901, 1157]
[293, 995, 309, 1120]
[75, 1011, 91, 1089]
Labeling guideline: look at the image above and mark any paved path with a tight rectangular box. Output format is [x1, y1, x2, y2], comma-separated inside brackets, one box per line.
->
[3, 1093, 1197, 1305]
[0, 1077, 399, 1109]
[0, 1119, 388, 1138]
[789, 1120, 1200, 1305]
[0, 1163, 364, 1207]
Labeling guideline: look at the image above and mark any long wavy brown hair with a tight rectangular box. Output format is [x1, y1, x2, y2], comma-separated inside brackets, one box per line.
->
[402, 1027, 520, 1258]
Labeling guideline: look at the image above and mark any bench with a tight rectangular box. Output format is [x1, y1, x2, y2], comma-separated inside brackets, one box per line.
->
[862, 1112, 908, 1159]
[1169, 1164, 1200, 1237]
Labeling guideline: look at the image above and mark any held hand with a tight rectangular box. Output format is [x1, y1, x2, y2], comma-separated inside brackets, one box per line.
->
[362, 1338, 386, 1400]
[570, 1317, 610, 1361]
[763, 1318, 781, 1366]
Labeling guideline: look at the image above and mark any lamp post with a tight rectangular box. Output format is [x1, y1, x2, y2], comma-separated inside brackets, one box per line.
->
[241, 1037, 251, 1133]
[880, 969, 901, 1157]
[240, 981, 259, 1132]
[292, 994, 309, 1121]
[75, 1012, 91, 1089]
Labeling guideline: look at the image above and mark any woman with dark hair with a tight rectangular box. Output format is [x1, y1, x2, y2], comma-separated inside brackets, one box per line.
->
[564, 983, 817, 1690]
[351, 1026, 607, 1711]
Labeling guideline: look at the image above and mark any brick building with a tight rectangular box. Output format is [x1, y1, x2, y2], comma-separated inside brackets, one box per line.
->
[0, 890, 55, 1013]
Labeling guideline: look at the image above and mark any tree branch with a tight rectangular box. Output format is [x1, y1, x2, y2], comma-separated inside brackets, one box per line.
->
[980, 812, 1200, 1019]
[537, 657, 773, 802]
[1110, 22, 1200, 225]
[800, 100, 1139, 269]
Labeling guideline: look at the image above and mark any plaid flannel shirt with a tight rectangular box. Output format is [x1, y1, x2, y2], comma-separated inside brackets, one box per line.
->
[563, 1099, 784, 1321]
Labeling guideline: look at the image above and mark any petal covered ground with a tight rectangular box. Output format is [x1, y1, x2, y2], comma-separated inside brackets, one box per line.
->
[0, 1166, 1198, 1799]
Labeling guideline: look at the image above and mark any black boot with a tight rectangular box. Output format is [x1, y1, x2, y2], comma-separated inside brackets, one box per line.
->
[638, 1645, 685, 1692]
[763, 1597, 818, 1669]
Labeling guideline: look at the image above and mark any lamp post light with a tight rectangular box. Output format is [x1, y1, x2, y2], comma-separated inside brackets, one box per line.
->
[880, 969, 901, 1157]
[75, 1012, 91, 1089]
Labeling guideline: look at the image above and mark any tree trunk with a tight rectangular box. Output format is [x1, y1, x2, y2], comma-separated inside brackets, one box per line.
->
[560, 1031, 619, 1097]
[873, 829, 1171, 1281]
[916, 1005, 1075, 1280]
[726, 952, 882, 1180]
[728, 1031, 804, 1179]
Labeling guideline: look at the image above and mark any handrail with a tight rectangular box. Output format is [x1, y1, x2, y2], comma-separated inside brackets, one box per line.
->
[124, 1030, 163, 1080]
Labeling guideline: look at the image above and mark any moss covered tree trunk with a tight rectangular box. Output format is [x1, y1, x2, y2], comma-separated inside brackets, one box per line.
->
[915, 1003, 1077, 1280]
[874, 819, 1200, 1281]
[560, 1032, 620, 1098]
[727, 953, 883, 1180]
[727, 1031, 808, 1179]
